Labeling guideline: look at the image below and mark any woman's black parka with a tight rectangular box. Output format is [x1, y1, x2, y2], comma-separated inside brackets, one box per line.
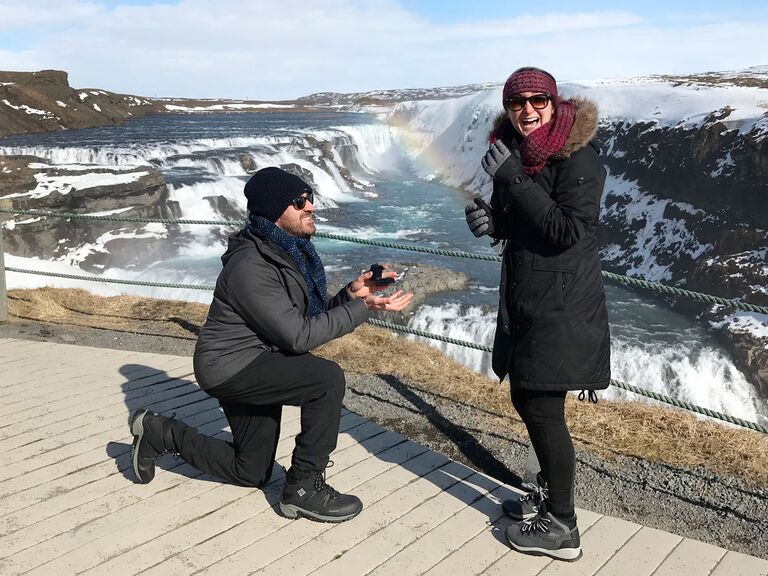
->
[488, 97, 611, 391]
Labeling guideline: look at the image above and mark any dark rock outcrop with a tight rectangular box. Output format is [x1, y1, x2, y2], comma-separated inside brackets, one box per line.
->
[600, 110, 768, 229]
[598, 114, 768, 396]
[0, 155, 176, 270]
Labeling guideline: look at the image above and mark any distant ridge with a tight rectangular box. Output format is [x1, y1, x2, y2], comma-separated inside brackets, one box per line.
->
[0, 69, 162, 138]
[295, 82, 498, 106]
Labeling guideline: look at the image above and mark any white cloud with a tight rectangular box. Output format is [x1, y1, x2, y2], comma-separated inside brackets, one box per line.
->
[0, 0, 766, 99]
[0, 1, 104, 31]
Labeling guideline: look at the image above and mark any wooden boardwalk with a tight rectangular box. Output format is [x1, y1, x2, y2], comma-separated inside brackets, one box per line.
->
[1, 337, 766, 576]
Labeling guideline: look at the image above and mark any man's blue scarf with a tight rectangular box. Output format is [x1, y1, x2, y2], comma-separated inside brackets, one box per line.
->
[248, 214, 327, 318]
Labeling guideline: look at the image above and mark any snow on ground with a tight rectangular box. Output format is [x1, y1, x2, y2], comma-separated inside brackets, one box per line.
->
[713, 311, 768, 343]
[388, 75, 768, 196]
[164, 103, 296, 112]
[2, 99, 54, 117]
[2, 171, 149, 200]
[600, 174, 712, 282]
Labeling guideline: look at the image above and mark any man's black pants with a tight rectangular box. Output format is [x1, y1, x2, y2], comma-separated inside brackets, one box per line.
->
[171, 351, 346, 487]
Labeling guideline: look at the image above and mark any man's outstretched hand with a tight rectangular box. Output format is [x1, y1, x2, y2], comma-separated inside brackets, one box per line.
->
[348, 265, 399, 300]
[364, 290, 413, 311]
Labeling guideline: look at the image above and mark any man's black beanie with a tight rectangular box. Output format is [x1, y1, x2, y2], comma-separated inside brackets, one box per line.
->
[244, 167, 314, 223]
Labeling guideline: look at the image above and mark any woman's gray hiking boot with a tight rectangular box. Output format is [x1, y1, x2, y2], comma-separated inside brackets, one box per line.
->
[502, 472, 547, 521]
[279, 467, 362, 523]
[505, 506, 582, 562]
[129, 408, 177, 484]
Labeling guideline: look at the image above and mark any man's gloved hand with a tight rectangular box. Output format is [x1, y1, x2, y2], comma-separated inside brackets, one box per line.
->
[481, 140, 523, 181]
[465, 197, 494, 237]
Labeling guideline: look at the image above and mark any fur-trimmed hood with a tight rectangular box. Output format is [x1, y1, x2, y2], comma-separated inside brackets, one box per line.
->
[488, 96, 599, 160]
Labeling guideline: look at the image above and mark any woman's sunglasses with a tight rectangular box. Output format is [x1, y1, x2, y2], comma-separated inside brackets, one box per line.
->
[291, 193, 314, 210]
[504, 93, 552, 112]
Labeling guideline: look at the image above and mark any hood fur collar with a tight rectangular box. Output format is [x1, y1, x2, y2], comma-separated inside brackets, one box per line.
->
[489, 96, 599, 160]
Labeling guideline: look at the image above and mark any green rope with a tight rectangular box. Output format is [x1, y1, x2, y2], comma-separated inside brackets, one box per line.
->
[602, 271, 768, 315]
[315, 232, 500, 262]
[370, 317, 768, 434]
[2, 207, 766, 313]
[5, 265, 766, 433]
[3, 208, 768, 433]
[4, 267, 214, 290]
[609, 379, 768, 434]
[368, 318, 494, 351]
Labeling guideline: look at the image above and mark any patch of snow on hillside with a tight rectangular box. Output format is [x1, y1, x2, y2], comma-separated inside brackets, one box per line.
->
[93, 103, 101, 112]
[2, 99, 53, 117]
[560, 80, 768, 133]
[56, 101, 67, 108]
[164, 103, 296, 112]
[712, 311, 768, 342]
[79, 92, 88, 101]
[64, 225, 168, 266]
[601, 174, 712, 281]
[711, 151, 735, 177]
[751, 115, 768, 141]
[26, 162, 138, 171]
[3, 171, 149, 200]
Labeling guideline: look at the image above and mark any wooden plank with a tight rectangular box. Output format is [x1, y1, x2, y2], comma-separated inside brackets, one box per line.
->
[1, 340, 767, 576]
[0, 351, 190, 400]
[80, 431, 416, 576]
[0, 362, 196, 422]
[423, 508, 602, 576]
[586, 525, 681, 576]
[652, 538, 726, 576]
[523, 515, 640, 576]
[710, 551, 768, 576]
[138, 442, 433, 576]
[195, 455, 464, 576]
[1, 415, 372, 574]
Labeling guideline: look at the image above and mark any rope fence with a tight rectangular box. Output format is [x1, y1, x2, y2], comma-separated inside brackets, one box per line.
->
[1, 207, 767, 434]
[3, 207, 766, 313]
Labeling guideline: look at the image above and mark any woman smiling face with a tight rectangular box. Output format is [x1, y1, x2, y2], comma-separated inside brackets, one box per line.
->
[507, 91, 554, 137]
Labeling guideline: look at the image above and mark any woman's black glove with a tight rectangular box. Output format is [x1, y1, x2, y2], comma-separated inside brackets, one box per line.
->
[465, 197, 494, 237]
[481, 140, 524, 183]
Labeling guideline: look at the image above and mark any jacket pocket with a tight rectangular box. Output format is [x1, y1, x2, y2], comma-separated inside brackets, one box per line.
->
[532, 253, 575, 273]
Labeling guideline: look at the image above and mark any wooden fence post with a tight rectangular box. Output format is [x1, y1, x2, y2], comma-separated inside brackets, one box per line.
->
[0, 214, 7, 323]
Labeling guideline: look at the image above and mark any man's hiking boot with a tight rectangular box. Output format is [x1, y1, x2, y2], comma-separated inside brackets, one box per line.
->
[129, 408, 178, 484]
[505, 505, 582, 562]
[279, 467, 362, 523]
[502, 471, 547, 521]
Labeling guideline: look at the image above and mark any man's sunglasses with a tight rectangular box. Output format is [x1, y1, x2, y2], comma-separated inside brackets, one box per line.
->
[291, 192, 314, 210]
[504, 93, 552, 112]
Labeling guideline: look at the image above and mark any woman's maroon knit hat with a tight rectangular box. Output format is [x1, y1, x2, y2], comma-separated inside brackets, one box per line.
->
[502, 67, 558, 105]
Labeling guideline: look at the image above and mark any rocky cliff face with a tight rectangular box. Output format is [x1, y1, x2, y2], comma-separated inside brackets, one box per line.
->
[0, 70, 163, 138]
[597, 113, 768, 394]
[0, 155, 179, 270]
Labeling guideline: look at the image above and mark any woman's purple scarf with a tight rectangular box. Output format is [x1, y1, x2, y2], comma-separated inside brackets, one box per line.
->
[518, 100, 575, 175]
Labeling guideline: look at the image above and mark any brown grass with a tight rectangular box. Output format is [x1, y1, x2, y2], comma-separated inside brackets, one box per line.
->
[7, 287, 768, 488]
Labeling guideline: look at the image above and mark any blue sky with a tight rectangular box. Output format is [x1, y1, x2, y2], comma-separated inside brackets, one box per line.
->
[1, 1, 767, 99]
[401, 0, 768, 24]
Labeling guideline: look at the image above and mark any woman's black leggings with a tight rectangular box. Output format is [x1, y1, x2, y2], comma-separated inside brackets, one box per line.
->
[511, 388, 575, 520]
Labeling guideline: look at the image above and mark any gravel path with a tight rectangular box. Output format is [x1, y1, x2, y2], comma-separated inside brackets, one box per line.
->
[2, 319, 767, 559]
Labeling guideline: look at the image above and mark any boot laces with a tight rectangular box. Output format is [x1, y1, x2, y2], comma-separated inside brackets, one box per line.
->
[521, 513, 551, 534]
[157, 411, 179, 458]
[313, 461, 340, 499]
[519, 482, 548, 504]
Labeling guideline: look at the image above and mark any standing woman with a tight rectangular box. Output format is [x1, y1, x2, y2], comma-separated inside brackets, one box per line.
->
[465, 67, 611, 561]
